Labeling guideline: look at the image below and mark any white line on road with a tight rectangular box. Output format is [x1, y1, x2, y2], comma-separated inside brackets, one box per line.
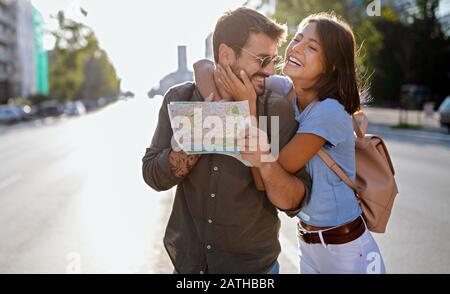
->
[0, 174, 23, 191]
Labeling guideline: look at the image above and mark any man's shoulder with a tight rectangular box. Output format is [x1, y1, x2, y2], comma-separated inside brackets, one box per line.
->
[264, 91, 294, 116]
[163, 82, 197, 103]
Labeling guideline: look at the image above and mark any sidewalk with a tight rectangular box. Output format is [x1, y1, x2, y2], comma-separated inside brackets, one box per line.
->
[363, 107, 448, 134]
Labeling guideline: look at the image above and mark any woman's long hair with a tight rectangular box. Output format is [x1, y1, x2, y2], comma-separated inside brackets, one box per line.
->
[299, 12, 366, 115]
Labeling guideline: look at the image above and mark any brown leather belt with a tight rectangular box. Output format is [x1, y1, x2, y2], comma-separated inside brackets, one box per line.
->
[297, 216, 366, 245]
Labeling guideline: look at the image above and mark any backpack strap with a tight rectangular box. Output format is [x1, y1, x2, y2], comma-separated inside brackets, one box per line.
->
[317, 111, 369, 193]
[317, 149, 357, 191]
[304, 100, 367, 192]
[299, 99, 369, 192]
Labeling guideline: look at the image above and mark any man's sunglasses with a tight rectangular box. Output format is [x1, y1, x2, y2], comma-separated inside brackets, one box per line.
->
[233, 46, 283, 68]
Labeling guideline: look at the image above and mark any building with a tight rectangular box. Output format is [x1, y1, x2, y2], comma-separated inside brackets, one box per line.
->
[32, 5, 48, 95]
[147, 45, 193, 98]
[0, 0, 47, 104]
[15, 0, 35, 99]
[0, 0, 16, 103]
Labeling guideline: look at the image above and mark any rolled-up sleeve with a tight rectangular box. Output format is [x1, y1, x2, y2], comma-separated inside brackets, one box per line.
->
[281, 166, 311, 217]
[142, 89, 185, 191]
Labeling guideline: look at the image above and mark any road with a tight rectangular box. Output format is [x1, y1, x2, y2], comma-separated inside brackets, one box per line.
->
[279, 122, 450, 273]
[0, 98, 174, 273]
[0, 97, 449, 273]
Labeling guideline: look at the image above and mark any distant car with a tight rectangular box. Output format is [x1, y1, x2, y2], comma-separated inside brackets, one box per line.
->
[439, 96, 450, 132]
[65, 101, 86, 116]
[37, 101, 65, 117]
[0, 105, 22, 124]
[81, 99, 98, 112]
[400, 85, 431, 110]
[10, 105, 34, 121]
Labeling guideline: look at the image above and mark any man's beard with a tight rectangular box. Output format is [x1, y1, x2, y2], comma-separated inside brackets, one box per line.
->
[230, 65, 269, 96]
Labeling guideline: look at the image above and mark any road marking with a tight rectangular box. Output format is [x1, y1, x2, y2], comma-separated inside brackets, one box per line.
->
[0, 174, 23, 191]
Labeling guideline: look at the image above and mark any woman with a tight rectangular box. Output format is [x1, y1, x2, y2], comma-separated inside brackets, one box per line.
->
[195, 12, 385, 274]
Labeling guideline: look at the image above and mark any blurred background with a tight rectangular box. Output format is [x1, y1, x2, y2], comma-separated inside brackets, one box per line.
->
[0, 0, 449, 273]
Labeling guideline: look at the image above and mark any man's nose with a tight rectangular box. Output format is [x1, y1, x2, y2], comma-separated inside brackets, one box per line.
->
[262, 63, 276, 76]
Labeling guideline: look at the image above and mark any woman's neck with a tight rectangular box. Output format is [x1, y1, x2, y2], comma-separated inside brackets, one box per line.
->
[293, 84, 318, 112]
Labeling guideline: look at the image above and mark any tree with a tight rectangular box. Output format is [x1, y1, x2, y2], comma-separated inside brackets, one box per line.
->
[48, 10, 120, 103]
[258, 0, 382, 99]
[76, 33, 121, 100]
[256, 0, 449, 107]
[371, 0, 450, 107]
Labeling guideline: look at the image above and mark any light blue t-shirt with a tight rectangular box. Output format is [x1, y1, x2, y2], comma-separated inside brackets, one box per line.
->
[267, 75, 361, 227]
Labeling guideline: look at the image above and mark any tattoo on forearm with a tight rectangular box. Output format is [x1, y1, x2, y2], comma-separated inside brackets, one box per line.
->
[169, 150, 201, 178]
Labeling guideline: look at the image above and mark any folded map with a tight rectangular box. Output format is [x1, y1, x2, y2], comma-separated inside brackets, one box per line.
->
[167, 101, 252, 166]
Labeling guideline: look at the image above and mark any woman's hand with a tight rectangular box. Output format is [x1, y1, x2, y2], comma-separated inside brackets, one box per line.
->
[194, 59, 222, 101]
[216, 64, 257, 102]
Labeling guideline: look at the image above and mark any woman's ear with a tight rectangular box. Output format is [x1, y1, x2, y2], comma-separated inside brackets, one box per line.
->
[218, 44, 236, 66]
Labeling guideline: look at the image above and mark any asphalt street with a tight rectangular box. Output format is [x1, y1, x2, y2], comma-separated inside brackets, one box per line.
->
[0, 97, 449, 273]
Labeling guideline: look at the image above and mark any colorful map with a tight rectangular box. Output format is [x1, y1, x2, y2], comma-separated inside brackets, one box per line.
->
[168, 101, 252, 166]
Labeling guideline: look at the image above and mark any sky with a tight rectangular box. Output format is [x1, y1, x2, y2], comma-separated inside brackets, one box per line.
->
[30, 0, 254, 96]
[29, 0, 450, 98]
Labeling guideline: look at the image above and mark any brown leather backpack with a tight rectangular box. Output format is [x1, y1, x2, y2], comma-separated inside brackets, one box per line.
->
[318, 112, 399, 233]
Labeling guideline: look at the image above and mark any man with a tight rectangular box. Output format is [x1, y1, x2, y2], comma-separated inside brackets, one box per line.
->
[142, 7, 311, 274]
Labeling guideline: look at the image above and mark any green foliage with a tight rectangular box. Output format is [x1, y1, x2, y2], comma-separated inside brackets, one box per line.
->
[265, 0, 382, 95]
[48, 10, 120, 103]
[259, 0, 449, 107]
[371, 0, 450, 107]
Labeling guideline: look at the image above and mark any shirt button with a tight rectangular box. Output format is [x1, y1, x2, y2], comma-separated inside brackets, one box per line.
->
[208, 219, 213, 224]
[213, 166, 219, 172]
[210, 193, 215, 198]
[206, 245, 211, 250]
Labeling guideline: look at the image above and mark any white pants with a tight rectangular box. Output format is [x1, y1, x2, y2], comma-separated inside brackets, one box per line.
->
[298, 228, 386, 274]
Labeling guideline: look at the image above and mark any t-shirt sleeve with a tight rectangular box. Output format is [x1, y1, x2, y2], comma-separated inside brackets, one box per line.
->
[265, 75, 293, 97]
[297, 100, 347, 147]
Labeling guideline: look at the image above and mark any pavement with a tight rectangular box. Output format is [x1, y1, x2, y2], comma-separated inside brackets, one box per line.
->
[363, 106, 448, 133]
[0, 99, 449, 273]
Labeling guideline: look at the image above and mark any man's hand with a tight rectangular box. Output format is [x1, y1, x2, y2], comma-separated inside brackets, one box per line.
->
[168, 150, 201, 178]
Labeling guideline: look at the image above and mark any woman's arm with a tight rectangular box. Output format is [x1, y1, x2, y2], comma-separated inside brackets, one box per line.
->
[278, 133, 326, 174]
[193, 59, 221, 100]
[265, 75, 293, 97]
[216, 65, 266, 190]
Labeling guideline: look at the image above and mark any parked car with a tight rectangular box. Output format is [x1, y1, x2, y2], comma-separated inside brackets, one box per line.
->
[11, 105, 34, 121]
[0, 105, 22, 124]
[438, 96, 450, 132]
[37, 101, 65, 117]
[65, 101, 86, 116]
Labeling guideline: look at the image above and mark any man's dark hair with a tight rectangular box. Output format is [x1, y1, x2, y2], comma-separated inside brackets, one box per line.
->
[212, 6, 287, 63]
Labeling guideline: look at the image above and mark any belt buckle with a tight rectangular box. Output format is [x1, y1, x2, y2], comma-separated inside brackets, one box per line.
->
[297, 223, 312, 243]
[297, 222, 306, 236]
